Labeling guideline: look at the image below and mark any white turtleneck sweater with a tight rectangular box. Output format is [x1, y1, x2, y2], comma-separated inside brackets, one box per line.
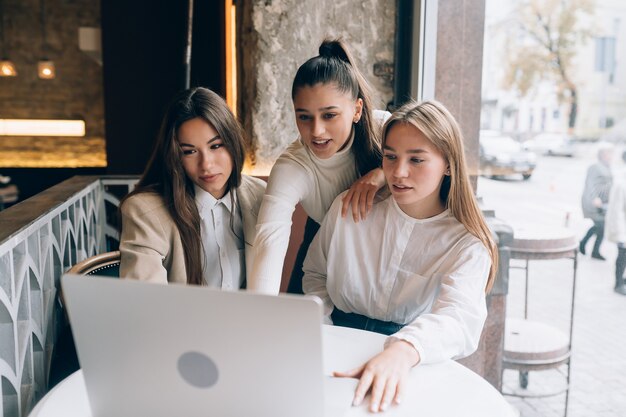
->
[249, 110, 390, 294]
[248, 110, 391, 294]
[248, 132, 357, 293]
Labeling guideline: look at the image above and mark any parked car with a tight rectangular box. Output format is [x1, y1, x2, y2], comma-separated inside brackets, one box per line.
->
[479, 131, 537, 180]
[600, 119, 626, 143]
[522, 132, 576, 157]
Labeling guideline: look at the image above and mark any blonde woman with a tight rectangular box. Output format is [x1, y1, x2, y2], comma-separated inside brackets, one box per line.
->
[303, 100, 498, 413]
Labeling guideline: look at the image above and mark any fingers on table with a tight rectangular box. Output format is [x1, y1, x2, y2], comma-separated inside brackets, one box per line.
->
[356, 367, 406, 412]
[378, 376, 400, 412]
[332, 363, 364, 379]
[353, 368, 375, 407]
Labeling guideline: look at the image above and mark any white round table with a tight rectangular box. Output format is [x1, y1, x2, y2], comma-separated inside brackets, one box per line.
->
[30, 325, 516, 417]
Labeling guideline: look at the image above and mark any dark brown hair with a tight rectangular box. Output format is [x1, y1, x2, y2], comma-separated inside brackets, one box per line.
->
[121, 87, 246, 285]
[291, 38, 382, 175]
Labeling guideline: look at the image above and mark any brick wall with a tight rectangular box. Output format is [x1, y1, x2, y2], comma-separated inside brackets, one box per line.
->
[0, 0, 104, 167]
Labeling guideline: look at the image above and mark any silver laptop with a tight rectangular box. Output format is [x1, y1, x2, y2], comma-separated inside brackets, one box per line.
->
[61, 274, 357, 417]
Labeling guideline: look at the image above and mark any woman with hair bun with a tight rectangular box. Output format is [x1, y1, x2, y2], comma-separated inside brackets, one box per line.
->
[249, 38, 390, 294]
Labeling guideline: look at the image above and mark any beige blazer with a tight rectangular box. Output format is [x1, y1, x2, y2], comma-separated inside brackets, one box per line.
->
[119, 175, 266, 285]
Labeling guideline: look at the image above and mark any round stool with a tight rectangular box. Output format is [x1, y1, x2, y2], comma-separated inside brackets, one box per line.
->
[502, 226, 578, 416]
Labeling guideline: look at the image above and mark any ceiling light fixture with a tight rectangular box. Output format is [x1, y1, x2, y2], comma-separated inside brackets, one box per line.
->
[0, 59, 16, 76]
[0, 119, 86, 136]
[38, 0, 54, 79]
[38, 60, 54, 79]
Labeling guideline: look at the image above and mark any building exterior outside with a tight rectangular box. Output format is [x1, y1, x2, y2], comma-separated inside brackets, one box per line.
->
[481, 0, 626, 142]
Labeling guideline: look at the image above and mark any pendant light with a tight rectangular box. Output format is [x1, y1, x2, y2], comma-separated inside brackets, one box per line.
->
[0, 0, 17, 77]
[37, 0, 54, 79]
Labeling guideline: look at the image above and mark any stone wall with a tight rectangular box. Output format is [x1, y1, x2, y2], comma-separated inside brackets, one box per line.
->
[0, 0, 105, 168]
[237, 0, 396, 170]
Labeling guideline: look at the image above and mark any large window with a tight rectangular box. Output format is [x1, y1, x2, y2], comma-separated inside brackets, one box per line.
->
[479, 1, 626, 415]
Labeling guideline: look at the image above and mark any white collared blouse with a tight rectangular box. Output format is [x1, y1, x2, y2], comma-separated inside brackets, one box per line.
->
[302, 192, 491, 364]
[194, 185, 245, 290]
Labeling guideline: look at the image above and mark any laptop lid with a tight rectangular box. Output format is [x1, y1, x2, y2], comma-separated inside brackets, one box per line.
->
[61, 274, 327, 417]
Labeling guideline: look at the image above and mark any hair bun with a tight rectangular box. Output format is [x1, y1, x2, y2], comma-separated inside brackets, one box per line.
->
[318, 39, 350, 63]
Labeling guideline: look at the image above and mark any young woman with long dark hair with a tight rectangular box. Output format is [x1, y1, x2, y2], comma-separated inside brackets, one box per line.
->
[248, 38, 389, 294]
[119, 87, 266, 287]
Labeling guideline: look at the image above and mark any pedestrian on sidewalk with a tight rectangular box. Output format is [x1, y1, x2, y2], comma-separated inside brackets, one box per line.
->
[605, 149, 626, 295]
[580, 144, 614, 260]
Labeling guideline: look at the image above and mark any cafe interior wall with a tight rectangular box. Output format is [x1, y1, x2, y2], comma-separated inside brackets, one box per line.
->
[0, 0, 105, 199]
[0, 0, 398, 186]
[0, 0, 485, 189]
[0, 0, 223, 199]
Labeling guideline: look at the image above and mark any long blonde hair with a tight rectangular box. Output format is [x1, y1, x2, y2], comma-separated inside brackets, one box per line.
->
[382, 100, 498, 292]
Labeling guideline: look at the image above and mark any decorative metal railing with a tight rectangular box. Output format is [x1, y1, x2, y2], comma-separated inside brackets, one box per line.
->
[0, 176, 138, 417]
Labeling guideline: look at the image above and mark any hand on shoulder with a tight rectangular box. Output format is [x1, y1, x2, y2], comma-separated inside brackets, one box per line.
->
[341, 168, 386, 222]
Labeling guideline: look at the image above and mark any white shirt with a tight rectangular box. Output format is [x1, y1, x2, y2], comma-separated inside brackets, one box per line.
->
[195, 185, 245, 290]
[249, 110, 391, 294]
[302, 192, 491, 364]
